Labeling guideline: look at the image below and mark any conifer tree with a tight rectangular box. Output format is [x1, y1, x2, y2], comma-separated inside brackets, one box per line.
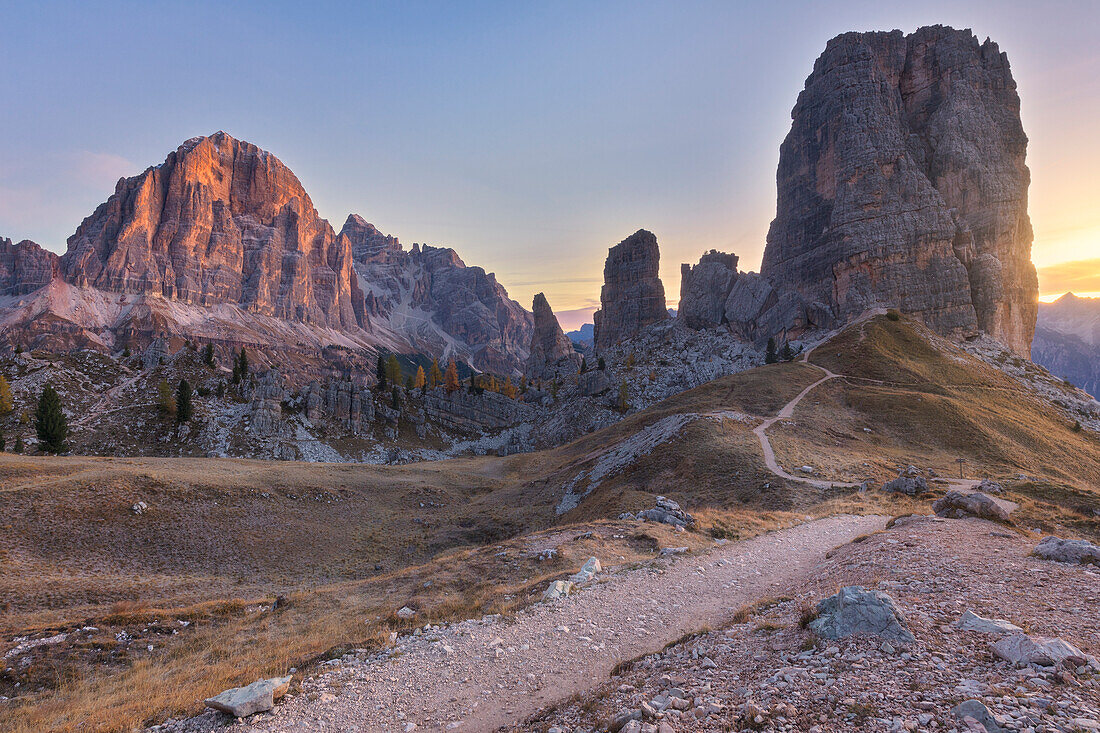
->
[579, 357, 588, 374]
[157, 380, 175, 415]
[617, 379, 629, 412]
[780, 341, 794, 362]
[238, 348, 249, 380]
[502, 377, 517, 399]
[428, 358, 443, 388]
[176, 379, 193, 424]
[386, 354, 402, 388]
[203, 343, 216, 367]
[391, 386, 401, 410]
[414, 365, 426, 391]
[376, 354, 387, 390]
[765, 337, 778, 364]
[0, 374, 13, 415]
[625, 351, 636, 369]
[597, 356, 606, 371]
[122, 347, 131, 358]
[550, 379, 559, 401]
[35, 383, 68, 453]
[215, 381, 226, 399]
[444, 359, 460, 393]
[0, 429, 5, 451]
[14, 435, 24, 453]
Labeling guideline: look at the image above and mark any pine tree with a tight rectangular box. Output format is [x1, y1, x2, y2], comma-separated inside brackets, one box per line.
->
[765, 337, 778, 364]
[444, 359, 460, 393]
[520, 376, 527, 394]
[122, 347, 131, 358]
[428, 358, 443, 388]
[597, 356, 606, 371]
[550, 379, 559, 401]
[215, 381, 226, 399]
[780, 341, 794, 362]
[405, 374, 415, 391]
[13, 435, 24, 453]
[0, 429, 5, 451]
[502, 377, 517, 399]
[385, 354, 402, 388]
[238, 348, 249, 380]
[203, 343, 216, 367]
[414, 365, 426, 391]
[579, 357, 588, 374]
[35, 383, 68, 453]
[391, 386, 401, 410]
[617, 379, 629, 412]
[176, 379, 193, 424]
[376, 354, 387, 390]
[0, 374, 13, 415]
[625, 351, 636, 369]
[157, 380, 176, 415]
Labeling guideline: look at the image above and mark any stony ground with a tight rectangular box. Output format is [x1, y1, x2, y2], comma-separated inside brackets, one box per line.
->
[156, 515, 1100, 733]
[155, 515, 884, 732]
[520, 516, 1100, 733]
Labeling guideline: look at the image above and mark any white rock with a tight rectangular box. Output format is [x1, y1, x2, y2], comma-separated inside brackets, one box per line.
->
[954, 610, 1022, 635]
[204, 676, 292, 717]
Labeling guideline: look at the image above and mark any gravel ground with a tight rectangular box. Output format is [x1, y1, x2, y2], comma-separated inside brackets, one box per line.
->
[521, 516, 1100, 733]
[159, 514, 885, 732]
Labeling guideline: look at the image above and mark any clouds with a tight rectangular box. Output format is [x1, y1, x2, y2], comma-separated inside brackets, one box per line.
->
[1038, 257, 1100, 297]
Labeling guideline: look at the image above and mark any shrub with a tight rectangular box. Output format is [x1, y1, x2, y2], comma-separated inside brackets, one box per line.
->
[886, 309, 901, 321]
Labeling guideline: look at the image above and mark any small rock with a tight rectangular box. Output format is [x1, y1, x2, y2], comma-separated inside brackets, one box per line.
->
[954, 610, 1022, 635]
[204, 676, 292, 718]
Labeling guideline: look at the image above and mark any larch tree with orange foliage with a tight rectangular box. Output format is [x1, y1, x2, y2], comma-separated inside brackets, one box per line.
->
[444, 359, 460, 393]
[413, 365, 426, 391]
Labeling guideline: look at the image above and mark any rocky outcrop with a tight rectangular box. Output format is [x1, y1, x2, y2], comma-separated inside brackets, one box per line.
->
[759, 26, 1037, 357]
[61, 132, 366, 330]
[340, 216, 533, 376]
[808, 586, 915, 642]
[1033, 536, 1100, 565]
[248, 370, 288, 436]
[678, 251, 738, 329]
[593, 230, 669, 350]
[302, 378, 376, 434]
[0, 238, 59, 296]
[933, 490, 1016, 522]
[526, 293, 581, 379]
[421, 388, 533, 432]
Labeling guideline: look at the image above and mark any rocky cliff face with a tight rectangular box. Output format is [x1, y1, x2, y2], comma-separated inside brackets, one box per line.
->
[593, 230, 669, 350]
[759, 25, 1037, 356]
[678, 250, 739, 330]
[0, 238, 59, 297]
[61, 132, 366, 330]
[0, 133, 533, 377]
[1031, 294, 1100, 397]
[525, 292, 581, 379]
[339, 215, 533, 376]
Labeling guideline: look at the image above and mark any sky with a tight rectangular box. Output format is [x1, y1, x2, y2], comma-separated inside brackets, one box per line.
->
[1, 1, 1097, 330]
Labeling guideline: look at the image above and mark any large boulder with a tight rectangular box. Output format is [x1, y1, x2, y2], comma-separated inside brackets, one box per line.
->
[933, 491, 1016, 522]
[205, 676, 292, 717]
[636, 496, 695, 528]
[759, 26, 1036, 356]
[882, 475, 928, 496]
[1033, 536, 1100, 565]
[808, 586, 915, 643]
[992, 633, 1091, 668]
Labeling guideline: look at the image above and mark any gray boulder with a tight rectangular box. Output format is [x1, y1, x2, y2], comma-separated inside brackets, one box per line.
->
[882, 474, 928, 496]
[976, 478, 1004, 495]
[952, 700, 1005, 732]
[993, 633, 1091, 667]
[1033, 536, 1100, 565]
[542, 580, 573, 600]
[933, 491, 1015, 522]
[808, 586, 915, 643]
[636, 495, 694, 528]
[205, 676, 292, 717]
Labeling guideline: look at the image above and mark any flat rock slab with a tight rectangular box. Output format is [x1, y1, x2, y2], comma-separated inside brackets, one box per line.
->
[992, 634, 1089, 667]
[808, 585, 915, 642]
[205, 676, 292, 718]
[933, 491, 1017, 522]
[954, 610, 1021, 635]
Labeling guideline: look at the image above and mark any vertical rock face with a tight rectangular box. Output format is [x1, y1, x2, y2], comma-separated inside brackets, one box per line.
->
[525, 292, 581, 379]
[593, 229, 669, 350]
[678, 250, 739, 329]
[60, 131, 366, 331]
[340, 215, 533, 376]
[0, 238, 59, 296]
[760, 25, 1037, 356]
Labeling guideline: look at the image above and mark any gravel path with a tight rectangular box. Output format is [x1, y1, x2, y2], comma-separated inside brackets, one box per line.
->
[222, 515, 885, 732]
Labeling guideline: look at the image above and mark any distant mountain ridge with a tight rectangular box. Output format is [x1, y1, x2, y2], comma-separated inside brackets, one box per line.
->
[0, 132, 532, 377]
[1032, 292, 1100, 397]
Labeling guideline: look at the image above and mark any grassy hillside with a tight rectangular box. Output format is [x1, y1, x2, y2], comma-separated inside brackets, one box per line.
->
[2, 314, 1098, 731]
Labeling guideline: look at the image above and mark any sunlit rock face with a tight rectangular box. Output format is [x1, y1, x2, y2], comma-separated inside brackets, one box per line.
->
[761, 25, 1037, 356]
[60, 132, 366, 330]
[0, 237, 59, 296]
[593, 229, 669, 350]
[526, 292, 581, 380]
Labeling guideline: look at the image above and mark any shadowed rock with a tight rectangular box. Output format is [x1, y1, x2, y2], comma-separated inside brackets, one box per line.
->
[593, 230, 669, 350]
[808, 586, 915, 642]
[526, 293, 581, 380]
